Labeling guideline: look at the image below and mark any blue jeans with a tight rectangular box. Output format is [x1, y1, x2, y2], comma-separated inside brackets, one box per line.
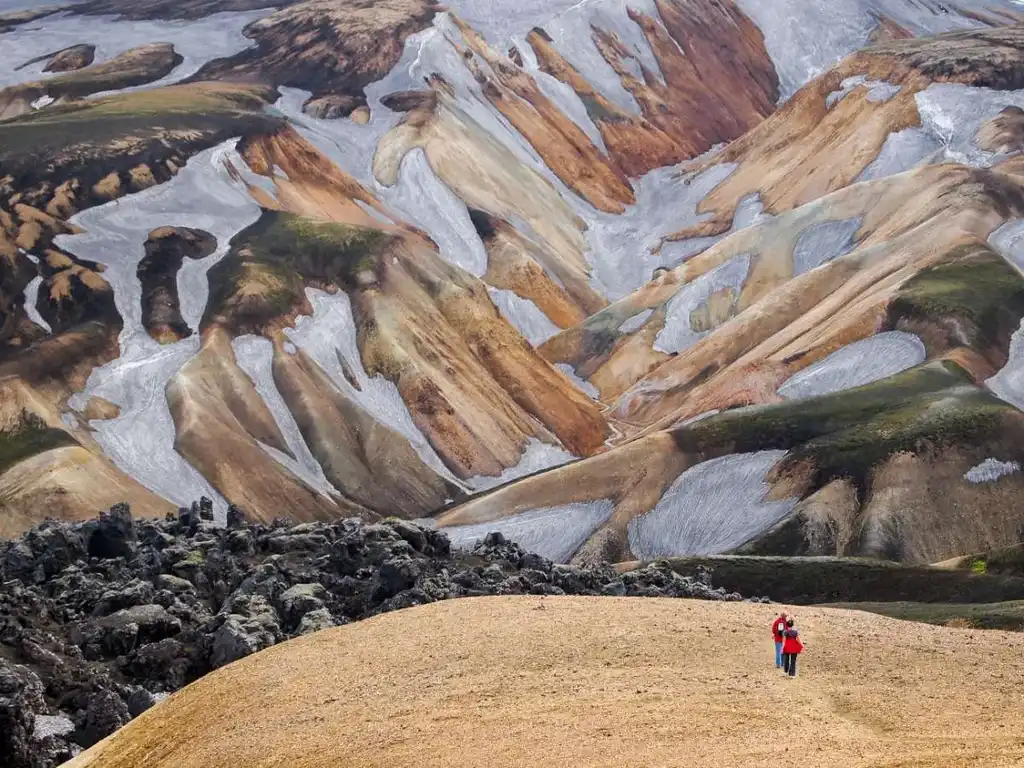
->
[775, 641, 783, 668]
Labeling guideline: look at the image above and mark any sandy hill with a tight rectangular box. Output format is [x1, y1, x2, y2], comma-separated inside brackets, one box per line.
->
[68, 596, 1024, 768]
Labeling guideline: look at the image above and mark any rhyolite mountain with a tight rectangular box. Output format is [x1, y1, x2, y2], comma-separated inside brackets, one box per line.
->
[2, 0, 1024, 567]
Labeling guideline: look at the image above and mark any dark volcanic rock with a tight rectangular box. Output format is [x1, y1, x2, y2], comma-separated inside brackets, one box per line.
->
[84, 502, 136, 560]
[379, 89, 437, 113]
[138, 227, 216, 343]
[0, 504, 747, 767]
[192, 0, 440, 118]
[0, 662, 44, 765]
[83, 689, 130, 746]
[16, 44, 96, 73]
[46, 44, 97, 72]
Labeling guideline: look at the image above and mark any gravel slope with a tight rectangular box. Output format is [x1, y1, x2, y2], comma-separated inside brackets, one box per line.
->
[68, 596, 1024, 768]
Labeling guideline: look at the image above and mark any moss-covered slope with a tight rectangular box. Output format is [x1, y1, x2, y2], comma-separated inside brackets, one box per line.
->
[202, 210, 394, 335]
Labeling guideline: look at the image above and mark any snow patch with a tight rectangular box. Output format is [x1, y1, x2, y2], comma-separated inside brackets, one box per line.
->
[777, 331, 927, 400]
[512, 31, 607, 152]
[826, 76, 901, 108]
[856, 127, 942, 182]
[384, 148, 490, 277]
[534, 0, 665, 114]
[283, 288, 465, 490]
[627, 451, 796, 558]
[487, 287, 562, 345]
[916, 83, 1024, 168]
[986, 219, 1024, 407]
[60, 140, 264, 519]
[964, 458, 1021, 484]
[556, 363, 600, 400]
[467, 438, 576, 491]
[584, 161, 738, 300]
[734, 0, 989, 102]
[792, 217, 862, 275]
[443, 499, 614, 563]
[618, 308, 654, 334]
[989, 218, 1024, 275]
[653, 253, 752, 354]
[22, 275, 50, 332]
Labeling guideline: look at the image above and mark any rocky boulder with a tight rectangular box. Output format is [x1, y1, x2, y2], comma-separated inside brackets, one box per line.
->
[0, 662, 44, 765]
[84, 502, 136, 560]
[83, 689, 130, 746]
[277, 583, 327, 625]
[45, 44, 96, 72]
[210, 614, 278, 669]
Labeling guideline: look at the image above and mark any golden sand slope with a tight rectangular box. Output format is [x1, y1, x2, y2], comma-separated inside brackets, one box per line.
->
[69, 597, 1024, 768]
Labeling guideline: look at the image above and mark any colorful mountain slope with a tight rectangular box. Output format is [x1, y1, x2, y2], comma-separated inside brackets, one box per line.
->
[0, 0, 1023, 572]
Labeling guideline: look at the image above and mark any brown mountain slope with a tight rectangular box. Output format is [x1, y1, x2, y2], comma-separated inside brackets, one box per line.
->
[68, 596, 1024, 768]
[0, 84, 282, 531]
[0, 43, 184, 120]
[192, 0, 440, 117]
[437, 362, 1024, 565]
[528, 0, 779, 177]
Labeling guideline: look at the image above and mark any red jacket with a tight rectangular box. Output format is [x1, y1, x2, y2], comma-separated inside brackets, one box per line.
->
[782, 628, 803, 654]
[771, 617, 787, 642]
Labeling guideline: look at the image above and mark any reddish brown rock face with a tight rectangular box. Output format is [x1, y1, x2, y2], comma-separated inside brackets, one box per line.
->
[868, 14, 914, 43]
[528, 0, 779, 177]
[455, 21, 636, 213]
[630, 0, 778, 151]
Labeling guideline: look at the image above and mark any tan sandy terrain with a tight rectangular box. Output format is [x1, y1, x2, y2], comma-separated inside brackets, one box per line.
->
[69, 596, 1024, 768]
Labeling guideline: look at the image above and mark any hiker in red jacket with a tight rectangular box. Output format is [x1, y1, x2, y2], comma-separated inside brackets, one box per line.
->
[782, 619, 803, 677]
[771, 613, 788, 669]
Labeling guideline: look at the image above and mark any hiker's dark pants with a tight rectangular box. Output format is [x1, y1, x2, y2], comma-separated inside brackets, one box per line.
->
[782, 653, 798, 676]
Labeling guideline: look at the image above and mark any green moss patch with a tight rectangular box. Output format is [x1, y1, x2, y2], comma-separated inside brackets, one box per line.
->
[242, 213, 390, 286]
[0, 83, 281, 182]
[202, 211, 393, 334]
[578, 92, 624, 123]
[673, 359, 1021, 496]
[955, 543, 1024, 578]
[654, 555, 1024, 604]
[675, 360, 972, 456]
[825, 600, 1024, 631]
[203, 256, 306, 336]
[887, 243, 1024, 356]
[0, 411, 77, 476]
[787, 383, 1009, 491]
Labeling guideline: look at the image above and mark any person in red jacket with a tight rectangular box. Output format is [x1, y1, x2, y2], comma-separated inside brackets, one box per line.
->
[771, 613, 788, 669]
[782, 619, 803, 677]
